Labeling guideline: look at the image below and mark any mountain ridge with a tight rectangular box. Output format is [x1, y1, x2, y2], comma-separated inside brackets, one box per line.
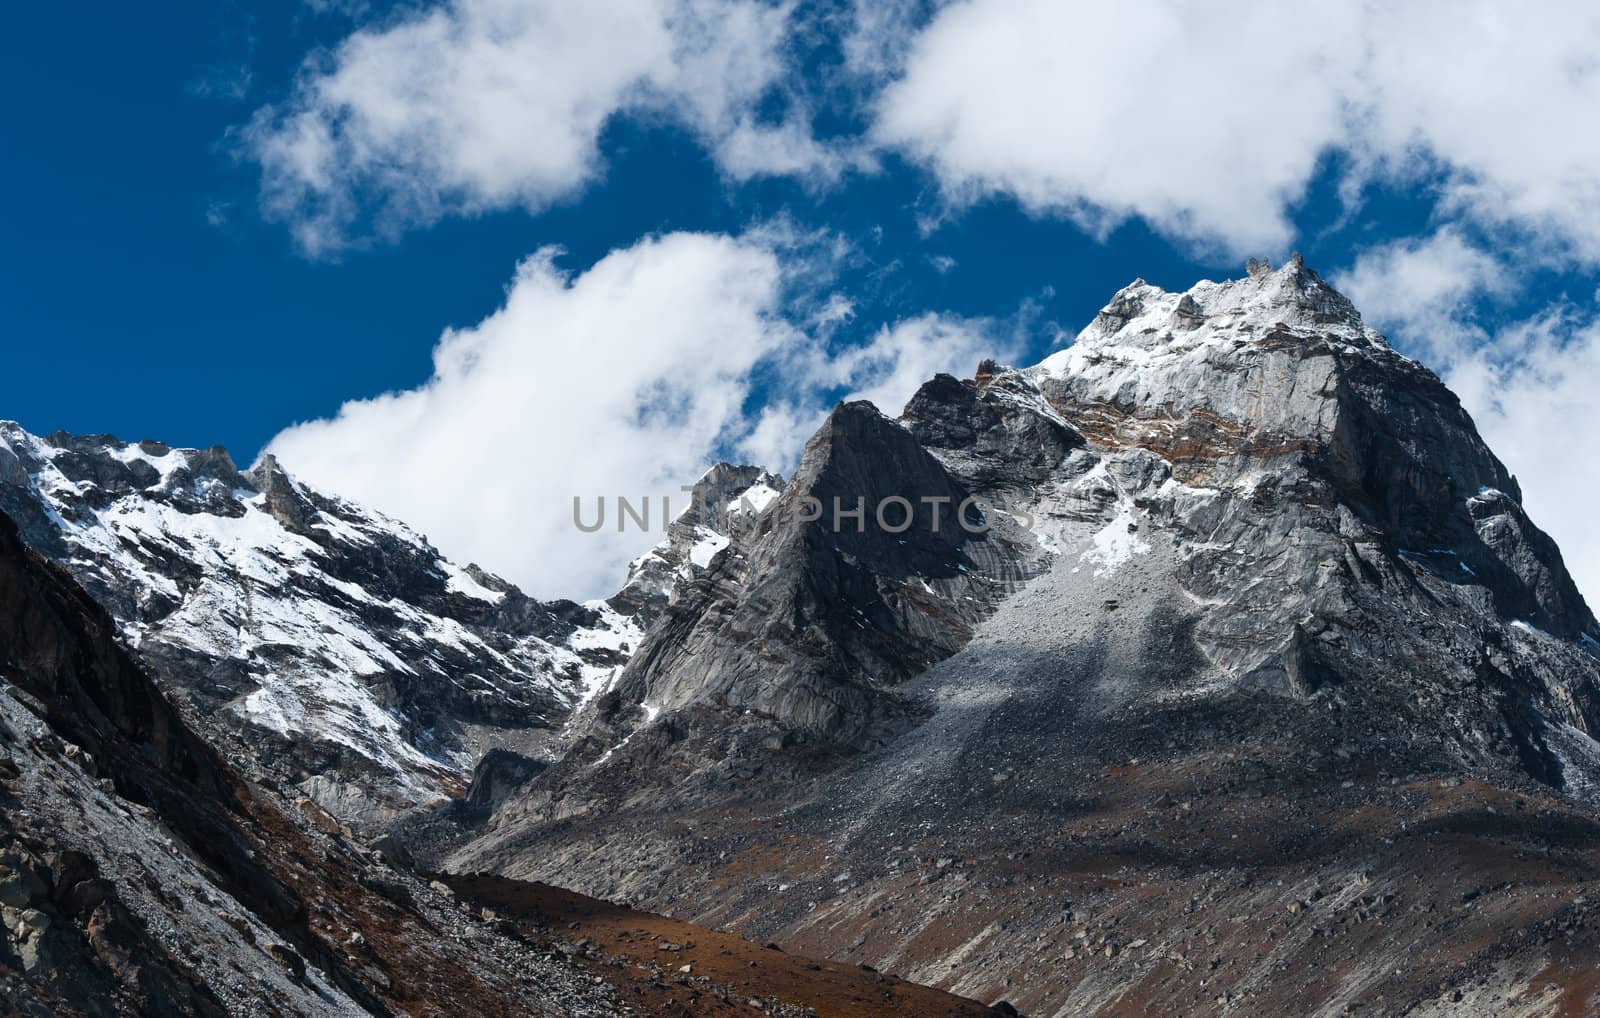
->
[0, 422, 645, 828]
[8, 255, 1600, 1014]
[0, 420, 795, 831]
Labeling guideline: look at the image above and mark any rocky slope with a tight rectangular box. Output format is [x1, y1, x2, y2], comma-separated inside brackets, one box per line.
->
[0, 423, 649, 829]
[0, 508, 628, 1016]
[592, 400, 1046, 754]
[444, 258, 1600, 1016]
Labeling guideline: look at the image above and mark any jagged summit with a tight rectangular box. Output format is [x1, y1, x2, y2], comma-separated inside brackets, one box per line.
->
[593, 401, 1042, 747]
[1011, 258, 1588, 646]
[489, 259, 1598, 781]
[1036, 254, 1377, 384]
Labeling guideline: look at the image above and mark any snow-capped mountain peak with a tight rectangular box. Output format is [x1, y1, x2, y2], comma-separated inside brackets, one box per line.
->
[1036, 253, 1380, 383]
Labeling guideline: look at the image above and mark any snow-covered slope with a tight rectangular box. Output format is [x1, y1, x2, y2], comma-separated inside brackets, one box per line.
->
[0, 424, 639, 826]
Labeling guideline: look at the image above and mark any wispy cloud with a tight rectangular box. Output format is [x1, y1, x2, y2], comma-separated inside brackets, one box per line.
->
[241, 0, 858, 255]
[188, 12, 258, 103]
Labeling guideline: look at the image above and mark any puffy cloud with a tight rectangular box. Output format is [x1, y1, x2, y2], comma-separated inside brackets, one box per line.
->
[251, 1, 1600, 264]
[1334, 229, 1511, 360]
[871, 1, 1600, 260]
[874, 2, 1354, 254]
[267, 232, 792, 595]
[244, 0, 844, 253]
[265, 231, 1007, 599]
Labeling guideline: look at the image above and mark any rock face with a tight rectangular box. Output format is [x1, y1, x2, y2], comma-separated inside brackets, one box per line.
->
[585, 400, 1045, 757]
[446, 259, 1600, 1016]
[0, 424, 641, 829]
[0, 510, 623, 1017]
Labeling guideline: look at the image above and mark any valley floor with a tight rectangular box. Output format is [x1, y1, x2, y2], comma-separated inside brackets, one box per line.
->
[443, 874, 1010, 1017]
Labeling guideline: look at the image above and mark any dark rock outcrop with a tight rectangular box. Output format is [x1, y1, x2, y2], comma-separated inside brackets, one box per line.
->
[463, 748, 548, 816]
[902, 368, 1083, 497]
[602, 400, 1044, 749]
[608, 462, 785, 624]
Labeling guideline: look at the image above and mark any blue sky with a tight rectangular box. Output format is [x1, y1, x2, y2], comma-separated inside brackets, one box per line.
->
[5, 1, 1600, 600]
[2, 0, 1208, 457]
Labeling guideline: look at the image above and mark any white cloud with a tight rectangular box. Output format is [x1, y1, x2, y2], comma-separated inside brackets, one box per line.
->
[245, 0, 845, 253]
[871, 1, 1600, 261]
[839, 0, 927, 83]
[266, 233, 789, 595]
[873, 2, 1360, 255]
[1334, 229, 1511, 360]
[250, 0, 1600, 263]
[264, 231, 1007, 599]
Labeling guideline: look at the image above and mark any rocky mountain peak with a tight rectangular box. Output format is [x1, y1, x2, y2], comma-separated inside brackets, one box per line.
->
[473, 260, 1600, 827]
[451, 265, 1600, 1018]
[247, 452, 319, 534]
[1022, 259, 1595, 642]
[2, 425, 248, 515]
[1059, 254, 1369, 367]
[550, 397, 1056, 773]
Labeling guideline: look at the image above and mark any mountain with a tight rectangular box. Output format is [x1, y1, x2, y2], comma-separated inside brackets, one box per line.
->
[11, 255, 1600, 1015]
[0, 424, 650, 829]
[0, 424, 793, 832]
[443, 258, 1600, 1016]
